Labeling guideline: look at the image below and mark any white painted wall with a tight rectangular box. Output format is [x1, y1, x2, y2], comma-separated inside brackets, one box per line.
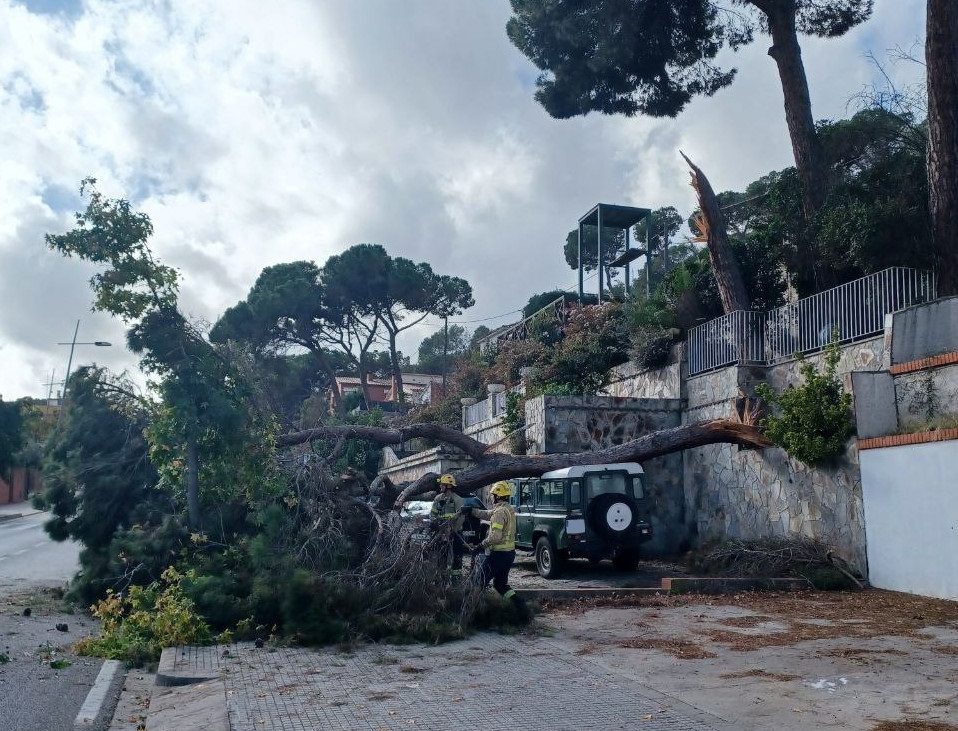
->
[860, 440, 958, 600]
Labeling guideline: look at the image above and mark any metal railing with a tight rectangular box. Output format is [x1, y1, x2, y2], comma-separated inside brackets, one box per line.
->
[687, 310, 767, 376]
[688, 267, 937, 376]
[765, 267, 937, 363]
[462, 385, 522, 429]
[476, 296, 570, 354]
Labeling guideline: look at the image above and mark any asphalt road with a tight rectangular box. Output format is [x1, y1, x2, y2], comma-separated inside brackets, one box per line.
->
[0, 510, 80, 594]
[0, 510, 101, 731]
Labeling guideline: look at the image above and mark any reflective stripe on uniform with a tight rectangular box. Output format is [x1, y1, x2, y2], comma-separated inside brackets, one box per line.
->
[503, 589, 516, 600]
[487, 504, 516, 551]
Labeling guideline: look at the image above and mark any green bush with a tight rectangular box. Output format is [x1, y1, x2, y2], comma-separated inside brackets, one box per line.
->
[75, 567, 217, 665]
[756, 341, 853, 465]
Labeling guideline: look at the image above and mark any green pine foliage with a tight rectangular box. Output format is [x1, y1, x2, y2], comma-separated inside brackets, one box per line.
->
[756, 342, 854, 465]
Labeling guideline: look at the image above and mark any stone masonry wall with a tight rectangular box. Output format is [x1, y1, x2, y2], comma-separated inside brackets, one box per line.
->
[524, 395, 688, 555]
[682, 335, 888, 573]
[602, 345, 683, 400]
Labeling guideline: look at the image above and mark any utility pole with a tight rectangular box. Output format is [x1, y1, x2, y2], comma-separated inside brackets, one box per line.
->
[56, 321, 112, 421]
[442, 316, 449, 393]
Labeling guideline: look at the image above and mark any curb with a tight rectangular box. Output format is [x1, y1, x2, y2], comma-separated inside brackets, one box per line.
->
[517, 577, 812, 600]
[156, 647, 219, 687]
[661, 576, 811, 594]
[518, 587, 664, 599]
[74, 659, 126, 731]
[0, 513, 23, 524]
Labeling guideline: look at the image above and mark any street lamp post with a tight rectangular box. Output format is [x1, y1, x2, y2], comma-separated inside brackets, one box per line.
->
[56, 319, 112, 415]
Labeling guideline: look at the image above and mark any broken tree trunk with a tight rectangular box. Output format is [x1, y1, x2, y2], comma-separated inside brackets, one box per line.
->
[277, 418, 771, 508]
[681, 152, 751, 315]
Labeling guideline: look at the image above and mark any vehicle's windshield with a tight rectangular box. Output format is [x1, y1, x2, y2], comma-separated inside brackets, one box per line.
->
[586, 473, 642, 499]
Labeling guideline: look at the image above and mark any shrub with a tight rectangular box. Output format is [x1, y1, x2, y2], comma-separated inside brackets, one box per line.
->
[534, 304, 629, 394]
[75, 567, 216, 665]
[756, 341, 854, 465]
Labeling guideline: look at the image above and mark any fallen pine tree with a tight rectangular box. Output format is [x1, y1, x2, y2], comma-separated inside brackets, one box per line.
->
[277, 415, 772, 508]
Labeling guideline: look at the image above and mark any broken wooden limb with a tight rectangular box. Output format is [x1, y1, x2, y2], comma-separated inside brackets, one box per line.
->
[277, 422, 489, 461]
[392, 418, 770, 506]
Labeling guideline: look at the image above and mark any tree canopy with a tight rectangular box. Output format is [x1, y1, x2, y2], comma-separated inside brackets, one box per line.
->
[417, 325, 469, 374]
[0, 398, 23, 476]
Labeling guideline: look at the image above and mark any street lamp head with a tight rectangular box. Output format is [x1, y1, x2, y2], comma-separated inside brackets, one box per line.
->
[93, 341, 112, 347]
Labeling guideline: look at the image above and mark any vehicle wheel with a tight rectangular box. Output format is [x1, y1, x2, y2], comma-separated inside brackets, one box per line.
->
[612, 549, 639, 572]
[535, 536, 564, 579]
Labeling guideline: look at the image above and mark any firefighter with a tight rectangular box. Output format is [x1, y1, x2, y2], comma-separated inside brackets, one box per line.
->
[467, 481, 526, 614]
[430, 473, 466, 569]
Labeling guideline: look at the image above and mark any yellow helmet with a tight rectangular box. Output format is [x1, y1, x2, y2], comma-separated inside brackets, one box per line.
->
[490, 481, 512, 498]
[438, 473, 457, 487]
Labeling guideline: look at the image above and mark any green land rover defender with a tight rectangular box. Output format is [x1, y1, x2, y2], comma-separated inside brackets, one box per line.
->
[510, 463, 653, 579]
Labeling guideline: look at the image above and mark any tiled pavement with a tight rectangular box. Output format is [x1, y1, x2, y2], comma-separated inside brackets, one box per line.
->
[167, 635, 729, 730]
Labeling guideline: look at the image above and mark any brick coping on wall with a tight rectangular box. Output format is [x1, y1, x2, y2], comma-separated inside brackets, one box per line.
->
[889, 350, 958, 375]
[858, 428, 958, 450]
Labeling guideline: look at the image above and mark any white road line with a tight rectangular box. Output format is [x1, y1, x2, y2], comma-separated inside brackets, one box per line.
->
[12, 549, 28, 556]
[32, 541, 47, 548]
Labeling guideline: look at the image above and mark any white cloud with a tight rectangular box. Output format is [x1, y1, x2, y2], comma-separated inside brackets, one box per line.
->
[0, 0, 928, 398]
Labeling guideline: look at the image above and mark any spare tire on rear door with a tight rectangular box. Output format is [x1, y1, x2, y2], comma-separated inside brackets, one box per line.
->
[586, 493, 638, 541]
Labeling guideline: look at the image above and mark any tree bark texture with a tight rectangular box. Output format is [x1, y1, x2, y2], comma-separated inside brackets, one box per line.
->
[184, 436, 202, 530]
[763, 2, 826, 218]
[927, 0, 958, 295]
[277, 418, 771, 507]
[682, 153, 751, 314]
[388, 331, 405, 403]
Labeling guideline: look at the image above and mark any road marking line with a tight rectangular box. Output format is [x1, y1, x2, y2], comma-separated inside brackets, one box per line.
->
[33, 541, 47, 548]
[12, 549, 28, 556]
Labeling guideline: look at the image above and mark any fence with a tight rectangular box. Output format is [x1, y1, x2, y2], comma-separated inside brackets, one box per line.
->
[476, 296, 570, 354]
[462, 385, 522, 429]
[687, 310, 766, 376]
[688, 268, 937, 376]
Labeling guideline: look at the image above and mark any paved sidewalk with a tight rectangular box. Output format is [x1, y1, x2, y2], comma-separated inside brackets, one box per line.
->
[166, 636, 728, 730]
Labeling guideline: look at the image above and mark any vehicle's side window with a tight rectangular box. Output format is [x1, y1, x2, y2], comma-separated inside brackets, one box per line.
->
[570, 481, 581, 505]
[537, 480, 565, 509]
[519, 482, 533, 508]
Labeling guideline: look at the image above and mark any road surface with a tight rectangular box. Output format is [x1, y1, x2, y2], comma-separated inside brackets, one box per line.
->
[0, 509, 80, 594]
[0, 508, 99, 731]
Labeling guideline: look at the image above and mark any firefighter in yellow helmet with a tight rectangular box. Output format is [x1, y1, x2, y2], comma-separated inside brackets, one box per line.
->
[431, 473, 465, 569]
[467, 481, 525, 613]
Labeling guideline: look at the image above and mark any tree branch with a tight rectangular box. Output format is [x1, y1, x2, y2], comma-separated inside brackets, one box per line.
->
[276, 421, 489, 461]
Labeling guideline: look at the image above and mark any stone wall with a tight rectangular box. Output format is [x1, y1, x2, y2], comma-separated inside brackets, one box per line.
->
[379, 447, 474, 486]
[602, 345, 683, 400]
[681, 336, 888, 573]
[524, 395, 688, 554]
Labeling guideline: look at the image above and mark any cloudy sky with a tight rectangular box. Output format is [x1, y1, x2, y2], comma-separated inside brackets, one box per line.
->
[0, 0, 926, 399]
